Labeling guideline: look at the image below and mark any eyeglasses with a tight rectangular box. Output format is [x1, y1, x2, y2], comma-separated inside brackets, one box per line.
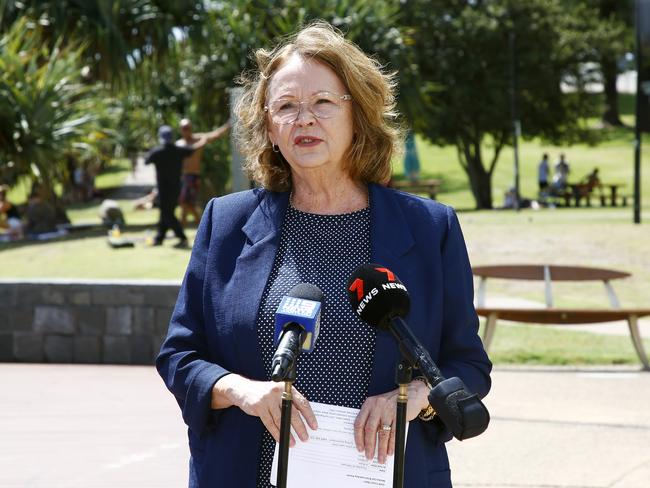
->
[265, 91, 352, 125]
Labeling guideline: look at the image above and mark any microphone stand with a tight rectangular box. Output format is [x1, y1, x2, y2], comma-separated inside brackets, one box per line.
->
[276, 361, 296, 488]
[393, 360, 412, 488]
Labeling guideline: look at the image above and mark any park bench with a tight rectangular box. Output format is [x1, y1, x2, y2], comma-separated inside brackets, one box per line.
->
[390, 178, 441, 199]
[473, 264, 650, 370]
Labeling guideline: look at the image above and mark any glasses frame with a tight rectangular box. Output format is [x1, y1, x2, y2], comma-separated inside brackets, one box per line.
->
[264, 92, 353, 125]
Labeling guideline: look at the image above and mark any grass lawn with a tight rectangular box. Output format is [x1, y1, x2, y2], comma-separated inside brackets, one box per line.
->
[485, 323, 648, 366]
[1, 110, 649, 368]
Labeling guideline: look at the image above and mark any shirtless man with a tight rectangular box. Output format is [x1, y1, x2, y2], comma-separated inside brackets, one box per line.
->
[176, 118, 231, 226]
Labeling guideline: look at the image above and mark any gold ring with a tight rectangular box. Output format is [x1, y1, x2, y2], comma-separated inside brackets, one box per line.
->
[381, 424, 392, 432]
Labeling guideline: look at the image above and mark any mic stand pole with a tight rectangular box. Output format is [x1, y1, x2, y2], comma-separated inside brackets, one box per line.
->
[276, 361, 296, 488]
[393, 360, 412, 488]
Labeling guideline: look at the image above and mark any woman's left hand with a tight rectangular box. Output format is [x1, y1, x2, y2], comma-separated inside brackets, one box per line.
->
[353, 380, 430, 464]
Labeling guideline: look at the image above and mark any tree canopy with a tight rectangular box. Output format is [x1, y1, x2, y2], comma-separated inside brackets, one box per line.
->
[0, 0, 639, 210]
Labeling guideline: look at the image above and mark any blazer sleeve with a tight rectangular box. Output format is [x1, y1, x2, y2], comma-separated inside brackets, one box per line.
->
[156, 198, 231, 435]
[437, 206, 492, 398]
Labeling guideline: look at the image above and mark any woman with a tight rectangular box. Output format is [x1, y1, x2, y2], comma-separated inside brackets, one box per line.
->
[156, 22, 491, 487]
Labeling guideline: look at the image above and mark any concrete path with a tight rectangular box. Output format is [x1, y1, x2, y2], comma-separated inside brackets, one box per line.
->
[124, 156, 156, 187]
[1, 364, 649, 487]
[108, 156, 156, 200]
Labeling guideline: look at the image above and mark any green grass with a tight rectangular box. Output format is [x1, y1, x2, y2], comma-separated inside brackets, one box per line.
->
[5, 158, 132, 206]
[0, 226, 196, 279]
[485, 323, 650, 366]
[93, 158, 132, 190]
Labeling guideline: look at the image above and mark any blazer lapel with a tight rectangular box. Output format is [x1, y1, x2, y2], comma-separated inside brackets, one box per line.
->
[367, 184, 418, 394]
[229, 190, 289, 379]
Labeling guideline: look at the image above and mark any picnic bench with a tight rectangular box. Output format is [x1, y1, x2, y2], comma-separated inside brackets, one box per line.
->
[390, 178, 441, 199]
[473, 264, 650, 370]
[546, 183, 628, 208]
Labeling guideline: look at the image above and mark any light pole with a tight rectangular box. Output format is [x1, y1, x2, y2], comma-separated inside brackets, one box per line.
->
[509, 28, 521, 212]
[634, 0, 650, 224]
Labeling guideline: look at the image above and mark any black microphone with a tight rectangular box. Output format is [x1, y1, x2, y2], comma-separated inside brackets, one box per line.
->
[346, 263, 489, 440]
[271, 283, 324, 382]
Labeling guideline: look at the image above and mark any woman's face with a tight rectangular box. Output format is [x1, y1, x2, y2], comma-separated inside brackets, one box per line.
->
[266, 54, 354, 178]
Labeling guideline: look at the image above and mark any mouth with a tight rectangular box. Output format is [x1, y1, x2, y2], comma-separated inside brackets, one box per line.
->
[294, 136, 322, 146]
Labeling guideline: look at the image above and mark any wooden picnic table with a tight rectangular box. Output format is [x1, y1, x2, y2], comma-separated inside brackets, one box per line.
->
[473, 264, 650, 370]
[601, 183, 626, 206]
[564, 182, 626, 207]
[390, 178, 441, 199]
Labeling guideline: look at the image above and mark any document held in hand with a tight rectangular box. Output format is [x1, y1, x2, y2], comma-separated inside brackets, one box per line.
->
[270, 402, 407, 487]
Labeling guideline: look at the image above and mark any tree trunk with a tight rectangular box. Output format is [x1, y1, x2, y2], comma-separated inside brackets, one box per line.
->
[467, 162, 493, 209]
[458, 139, 493, 209]
[602, 55, 623, 126]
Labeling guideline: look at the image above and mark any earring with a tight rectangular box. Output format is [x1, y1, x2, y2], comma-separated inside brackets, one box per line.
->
[272, 144, 280, 153]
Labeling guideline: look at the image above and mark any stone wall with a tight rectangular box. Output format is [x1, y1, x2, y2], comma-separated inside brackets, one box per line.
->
[0, 280, 180, 364]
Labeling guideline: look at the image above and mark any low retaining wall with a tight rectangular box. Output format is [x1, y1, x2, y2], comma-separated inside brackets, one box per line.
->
[0, 280, 181, 365]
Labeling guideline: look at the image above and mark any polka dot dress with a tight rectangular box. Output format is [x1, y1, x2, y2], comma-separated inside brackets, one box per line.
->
[255, 204, 375, 487]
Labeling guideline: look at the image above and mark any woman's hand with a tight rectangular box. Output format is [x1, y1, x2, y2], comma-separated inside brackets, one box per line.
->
[212, 374, 318, 446]
[353, 380, 430, 464]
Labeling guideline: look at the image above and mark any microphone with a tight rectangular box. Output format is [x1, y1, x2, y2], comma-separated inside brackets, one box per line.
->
[271, 283, 324, 382]
[346, 264, 489, 440]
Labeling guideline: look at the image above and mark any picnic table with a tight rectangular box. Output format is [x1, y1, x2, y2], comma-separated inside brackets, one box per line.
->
[600, 183, 627, 206]
[390, 178, 441, 199]
[550, 182, 627, 207]
[473, 264, 650, 370]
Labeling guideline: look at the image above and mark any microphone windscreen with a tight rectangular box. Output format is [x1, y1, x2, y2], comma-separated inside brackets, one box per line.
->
[274, 283, 324, 353]
[346, 263, 410, 330]
[287, 283, 324, 303]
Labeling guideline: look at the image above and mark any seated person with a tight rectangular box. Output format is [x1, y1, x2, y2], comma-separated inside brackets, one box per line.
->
[582, 167, 602, 191]
[133, 188, 159, 210]
[0, 184, 23, 239]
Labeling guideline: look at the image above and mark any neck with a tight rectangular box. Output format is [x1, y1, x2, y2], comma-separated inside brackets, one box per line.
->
[290, 174, 368, 215]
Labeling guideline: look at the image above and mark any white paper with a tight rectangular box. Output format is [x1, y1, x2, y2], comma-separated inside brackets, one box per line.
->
[270, 402, 408, 487]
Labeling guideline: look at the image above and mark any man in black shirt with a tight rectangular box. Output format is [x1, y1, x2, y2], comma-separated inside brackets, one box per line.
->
[145, 125, 207, 248]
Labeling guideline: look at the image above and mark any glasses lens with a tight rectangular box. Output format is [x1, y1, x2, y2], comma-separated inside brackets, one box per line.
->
[309, 93, 341, 119]
[268, 92, 347, 124]
[270, 99, 300, 124]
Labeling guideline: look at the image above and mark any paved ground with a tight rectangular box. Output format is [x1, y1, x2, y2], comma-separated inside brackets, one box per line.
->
[1, 364, 649, 488]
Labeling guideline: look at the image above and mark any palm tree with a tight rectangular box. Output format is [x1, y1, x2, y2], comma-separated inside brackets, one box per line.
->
[0, 18, 107, 215]
[0, 0, 205, 87]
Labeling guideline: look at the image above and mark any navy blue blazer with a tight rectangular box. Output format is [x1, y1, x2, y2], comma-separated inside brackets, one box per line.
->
[156, 183, 492, 487]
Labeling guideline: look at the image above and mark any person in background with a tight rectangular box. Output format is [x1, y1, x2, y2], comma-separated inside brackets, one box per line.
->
[0, 184, 23, 239]
[583, 167, 601, 190]
[177, 118, 231, 226]
[403, 130, 421, 182]
[537, 153, 550, 192]
[552, 153, 570, 192]
[23, 185, 57, 236]
[145, 125, 207, 248]
[156, 22, 491, 488]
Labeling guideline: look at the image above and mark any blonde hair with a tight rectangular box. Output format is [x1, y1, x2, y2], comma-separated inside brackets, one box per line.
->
[235, 21, 402, 191]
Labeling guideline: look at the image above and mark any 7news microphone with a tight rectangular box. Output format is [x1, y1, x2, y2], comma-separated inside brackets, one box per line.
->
[346, 264, 489, 440]
[271, 283, 324, 382]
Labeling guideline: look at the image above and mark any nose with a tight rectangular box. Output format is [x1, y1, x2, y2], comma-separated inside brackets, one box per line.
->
[293, 101, 315, 126]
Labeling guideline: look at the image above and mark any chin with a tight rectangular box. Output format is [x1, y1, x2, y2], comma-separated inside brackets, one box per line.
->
[290, 157, 333, 171]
